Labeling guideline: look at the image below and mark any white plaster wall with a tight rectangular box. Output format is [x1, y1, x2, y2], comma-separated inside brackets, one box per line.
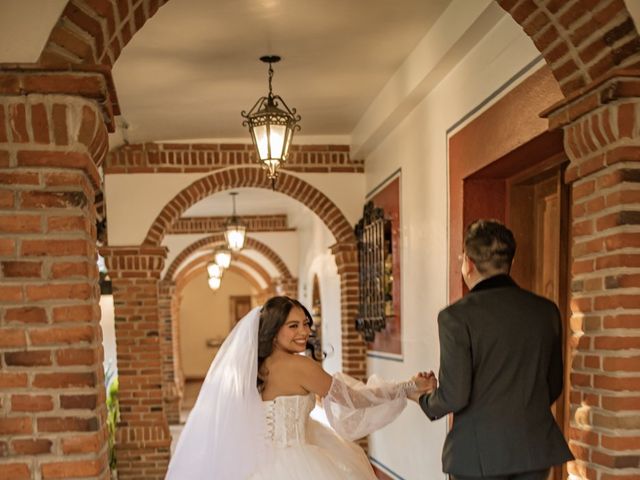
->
[180, 270, 256, 378]
[105, 170, 363, 246]
[246, 231, 300, 276]
[296, 214, 343, 375]
[292, 172, 365, 226]
[104, 173, 207, 245]
[99, 295, 117, 376]
[361, 13, 542, 480]
[161, 232, 299, 280]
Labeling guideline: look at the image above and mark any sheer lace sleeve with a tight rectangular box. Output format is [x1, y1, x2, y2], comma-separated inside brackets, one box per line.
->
[322, 372, 414, 441]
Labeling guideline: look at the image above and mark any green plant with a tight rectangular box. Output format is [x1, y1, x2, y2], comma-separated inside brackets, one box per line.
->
[106, 375, 119, 471]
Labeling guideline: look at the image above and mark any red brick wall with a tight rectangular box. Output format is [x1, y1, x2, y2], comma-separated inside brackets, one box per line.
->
[104, 143, 361, 174]
[498, 0, 640, 96]
[158, 281, 180, 425]
[0, 73, 111, 479]
[168, 214, 291, 234]
[545, 70, 640, 479]
[163, 234, 294, 282]
[331, 242, 366, 379]
[99, 246, 170, 480]
[142, 167, 355, 246]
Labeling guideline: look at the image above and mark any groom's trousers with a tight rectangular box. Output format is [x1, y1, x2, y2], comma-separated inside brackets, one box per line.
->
[451, 469, 550, 480]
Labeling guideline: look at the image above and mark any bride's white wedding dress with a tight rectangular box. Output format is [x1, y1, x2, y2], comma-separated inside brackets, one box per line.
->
[250, 393, 376, 479]
[165, 307, 410, 479]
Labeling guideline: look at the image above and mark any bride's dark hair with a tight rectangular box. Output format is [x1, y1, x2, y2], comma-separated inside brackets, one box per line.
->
[257, 296, 315, 392]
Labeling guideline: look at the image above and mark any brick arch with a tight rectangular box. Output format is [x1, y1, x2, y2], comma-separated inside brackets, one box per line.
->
[177, 263, 262, 292]
[145, 168, 354, 246]
[164, 234, 293, 282]
[42, 1, 640, 98]
[496, 0, 640, 96]
[39, 0, 170, 66]
[175, 251, 272, 288]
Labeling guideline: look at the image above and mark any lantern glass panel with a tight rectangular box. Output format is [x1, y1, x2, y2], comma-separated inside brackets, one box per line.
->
[225, 226, 246, 251]
[269, 124, 287, 159]
[207, 262, 224, 278]
[253, 125, 269, 160]
[214, 250, 232, 269]
[208, 276, 221, 290]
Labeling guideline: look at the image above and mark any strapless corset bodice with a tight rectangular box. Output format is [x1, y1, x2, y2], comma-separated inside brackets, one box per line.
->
[263, 394, 315, 448]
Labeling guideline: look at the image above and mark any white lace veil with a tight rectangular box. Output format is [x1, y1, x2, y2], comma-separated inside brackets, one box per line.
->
[165, 306, 266, 480]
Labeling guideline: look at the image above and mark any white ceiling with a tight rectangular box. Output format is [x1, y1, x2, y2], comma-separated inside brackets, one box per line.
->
[184, 187, 310, 221]
[111, 0, 450, 144]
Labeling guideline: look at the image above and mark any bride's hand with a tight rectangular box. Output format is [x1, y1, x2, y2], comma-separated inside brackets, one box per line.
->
[407, 371, 437, 402]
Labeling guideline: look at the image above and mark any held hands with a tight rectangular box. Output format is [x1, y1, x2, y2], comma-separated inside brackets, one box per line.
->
[407, 371, 437, 403]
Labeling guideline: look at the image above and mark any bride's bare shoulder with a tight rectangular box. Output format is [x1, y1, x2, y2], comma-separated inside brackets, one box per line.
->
[286, 354, 324, 375]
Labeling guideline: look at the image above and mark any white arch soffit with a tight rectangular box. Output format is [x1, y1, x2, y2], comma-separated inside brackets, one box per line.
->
[162, 233, 213, 279]
[178, 260, 266, 290]
[172, 248, 279, 285]
[239, 249, 280, 278]
[231, 262, 269, 290]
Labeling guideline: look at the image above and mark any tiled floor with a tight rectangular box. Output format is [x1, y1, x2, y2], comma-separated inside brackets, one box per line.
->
[169, 380, 203, 455]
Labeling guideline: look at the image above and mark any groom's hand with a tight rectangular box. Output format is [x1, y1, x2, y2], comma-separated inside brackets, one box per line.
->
[408, 371, 437, 402]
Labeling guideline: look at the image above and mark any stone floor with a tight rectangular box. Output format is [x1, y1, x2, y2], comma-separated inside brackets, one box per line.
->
[169, 380, 203, 455]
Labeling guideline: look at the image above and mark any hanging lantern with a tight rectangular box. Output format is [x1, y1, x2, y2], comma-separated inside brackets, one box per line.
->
[241, 55, 301, 185]
[225, 192, 246, 252]
[214, 248, 232, 269]
[208, 276, 221, 290]
[207, 262, 224, 279]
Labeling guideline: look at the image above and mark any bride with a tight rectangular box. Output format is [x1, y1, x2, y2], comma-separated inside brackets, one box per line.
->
[166, 296, 431, 479]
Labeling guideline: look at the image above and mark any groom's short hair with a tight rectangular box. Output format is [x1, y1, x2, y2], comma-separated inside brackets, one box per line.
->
[464, 219, 516, 274]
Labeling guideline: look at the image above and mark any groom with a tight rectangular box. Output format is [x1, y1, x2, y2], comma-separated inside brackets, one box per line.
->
[412, 220, 573, 480]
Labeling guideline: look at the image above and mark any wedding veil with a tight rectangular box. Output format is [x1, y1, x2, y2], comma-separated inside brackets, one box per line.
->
[165, 307, 267, 479]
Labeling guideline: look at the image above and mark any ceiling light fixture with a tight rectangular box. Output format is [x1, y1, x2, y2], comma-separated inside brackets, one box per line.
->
[225, 192, 246, 252]
[206, 262, 224, 279]
[214, 248, 232, 269]
[241, 55, 301, 186]
[208, 276, 221, 291]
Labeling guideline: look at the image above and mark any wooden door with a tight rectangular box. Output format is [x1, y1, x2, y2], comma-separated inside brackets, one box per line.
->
[229, 295, 252, 327]
[507, 162, 570, 480]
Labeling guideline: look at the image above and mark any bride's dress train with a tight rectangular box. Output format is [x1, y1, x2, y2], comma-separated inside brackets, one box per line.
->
[165, 307, 410, 479]
[250, 394, 375, 479]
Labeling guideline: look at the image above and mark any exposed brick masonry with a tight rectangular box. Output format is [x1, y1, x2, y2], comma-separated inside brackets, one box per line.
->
[40, 0, 170, 67]
[168, 214, 291, 234]
[175, 252, 273, 289]
[544, 69, 640, 479]
[163, 234, 294, 283]
[176, 264, 262, 293]
[99, 246, 170, 480]
[331, 242, 365, 379]
[104, 143, 362, 174]
[143, 167, 355, 246]
[0, 75, 112, 479]
[498, 0, 640, 96]
[157, 281, 179, 425]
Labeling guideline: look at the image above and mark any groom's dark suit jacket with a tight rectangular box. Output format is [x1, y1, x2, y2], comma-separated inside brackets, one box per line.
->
[420, 274, 573, 477]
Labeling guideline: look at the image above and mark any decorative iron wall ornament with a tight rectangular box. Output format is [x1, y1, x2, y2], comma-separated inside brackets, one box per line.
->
[355, 201, 392, 342]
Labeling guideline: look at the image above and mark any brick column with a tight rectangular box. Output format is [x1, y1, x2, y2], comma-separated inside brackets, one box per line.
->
[331, 241, 365, 380]
[544, 70, 640, 479]
[279, 277, 299, 299]
[158, 280, 180, 425]
[0, 68, 114, 480]
[100, 246, 171, 480]
[171, 290, 185, 403]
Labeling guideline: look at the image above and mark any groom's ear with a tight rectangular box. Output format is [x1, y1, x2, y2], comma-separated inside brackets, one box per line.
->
[465, 254, 477, 275]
